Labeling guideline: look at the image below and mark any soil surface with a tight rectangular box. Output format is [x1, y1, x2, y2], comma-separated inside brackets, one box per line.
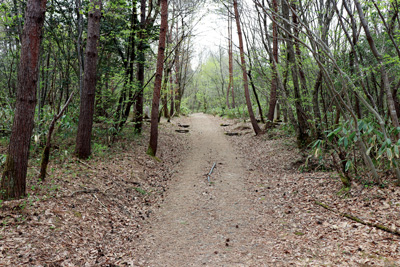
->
[136, 113, 266, 266]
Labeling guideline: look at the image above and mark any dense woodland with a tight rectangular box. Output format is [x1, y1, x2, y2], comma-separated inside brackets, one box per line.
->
[1, 0, 400, 199]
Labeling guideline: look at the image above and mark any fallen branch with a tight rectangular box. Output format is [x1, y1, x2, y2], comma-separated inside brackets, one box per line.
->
[71, 188, 99, 197]
[77, 159, 95, 169]
[92, 193, 108, 210]
[207, 162, 217, 183]
[315, 200, 400, 237]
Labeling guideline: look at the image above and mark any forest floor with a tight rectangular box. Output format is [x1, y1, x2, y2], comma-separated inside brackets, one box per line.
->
[1, 113, 400, 266]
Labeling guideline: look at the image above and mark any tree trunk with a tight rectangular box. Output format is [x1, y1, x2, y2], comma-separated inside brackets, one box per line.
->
[233, 0, 261, 135]
[135, 0, 147, 133]
[266, 0, 278, 127]
[39, 93, 74, 180]
[228, 4, 235, 109]
[75, 0, 102, 159]
[147, 0, 168, 156]
[1, 0, 47, 200]
[355, 0, 400, 139]
[226, 7, 232, 109]
[282, 0, 309, 146]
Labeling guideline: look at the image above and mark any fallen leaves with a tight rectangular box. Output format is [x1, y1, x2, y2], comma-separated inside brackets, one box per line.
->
[0, 121, 190, 266]
[223, 118, 400, 266]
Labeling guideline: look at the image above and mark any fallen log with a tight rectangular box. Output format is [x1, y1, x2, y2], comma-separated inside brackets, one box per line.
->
[315, 200, 400, 237]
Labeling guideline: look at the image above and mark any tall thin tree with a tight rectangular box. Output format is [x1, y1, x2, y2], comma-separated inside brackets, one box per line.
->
[135, 0, 147, 133]
[233, 0, 261, 135]
[266, 0, 278, 127]
[1, 0, 48, 200]
[75, 0, 102, 159]
[148, 0, 168, 156]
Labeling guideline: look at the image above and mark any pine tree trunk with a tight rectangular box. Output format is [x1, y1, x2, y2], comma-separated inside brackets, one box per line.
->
[233, 0, 261, 135]
[1, 0, 47, 200]
[148, 0, 168, 156]
[75, 0, 102, 159]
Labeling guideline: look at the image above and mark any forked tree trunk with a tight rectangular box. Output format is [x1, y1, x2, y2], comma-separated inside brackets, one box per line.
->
[1, 0, 47, 200]
[233, 0, 261, 135]
[147, 0, 168, 156]
[75, 0, 102, 159]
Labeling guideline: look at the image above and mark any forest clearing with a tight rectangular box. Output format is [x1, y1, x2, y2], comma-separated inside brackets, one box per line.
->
[2, 0, 400, 265]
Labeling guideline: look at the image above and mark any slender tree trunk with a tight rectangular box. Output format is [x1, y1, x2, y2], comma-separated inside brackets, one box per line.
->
[228, 3, 235, 108]
[75, 0, 102, 159]
[266, 0, 278, 127]
[76, 0, 84, 96]
[135, 0, 146, 133]
[248, 70, 265, 123]
[282, 0, 309, 146]
[355, 0, 400, 138]
[1, 0, 47, 200]
[39, 93, 74, 180]
[312, 70, 323, 137]
[147, 0, 168, 156]
[233, 0, 261, 135]
[226, 7, 232, 109]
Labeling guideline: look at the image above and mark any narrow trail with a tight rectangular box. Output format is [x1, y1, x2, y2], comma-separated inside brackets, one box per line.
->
[137, 113, 265, 266]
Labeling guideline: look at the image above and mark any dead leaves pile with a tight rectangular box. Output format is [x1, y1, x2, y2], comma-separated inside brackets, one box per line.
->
[0, 122, 189, 266]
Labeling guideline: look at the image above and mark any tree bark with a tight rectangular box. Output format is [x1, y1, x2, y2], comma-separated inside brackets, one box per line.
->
[39, 92, 74, 180]
[75, 0, 102, 159]
[135, 0, 147, 133]
[148, 0, 168, 156]
[282, 0, 309, 146]
[355, 0, 400, 139]
[266, 0, 278, 127]
[228, 3, 235, 108]
[233, 0, 261, 135]
[1, 0, 47, 200]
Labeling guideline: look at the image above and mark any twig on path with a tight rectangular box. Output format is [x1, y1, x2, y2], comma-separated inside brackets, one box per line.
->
[207, 162, 217, 183]
[315, 200, 400, 237]
[92, 193, 108, 210]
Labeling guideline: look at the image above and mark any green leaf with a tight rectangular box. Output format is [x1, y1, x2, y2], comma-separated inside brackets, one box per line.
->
[343, 137, 349, 149]
[394, 145, 399, 158]
[345, 160, 352, 172]
[387, 148, 393, 160]
[314, 147, 321, 158]
[349, 132, 356, 141]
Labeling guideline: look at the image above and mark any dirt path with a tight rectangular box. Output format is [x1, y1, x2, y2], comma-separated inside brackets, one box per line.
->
[137, 113, 266, 266]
